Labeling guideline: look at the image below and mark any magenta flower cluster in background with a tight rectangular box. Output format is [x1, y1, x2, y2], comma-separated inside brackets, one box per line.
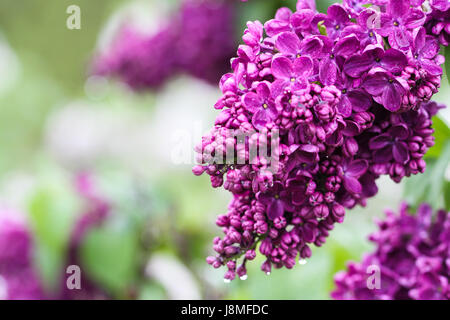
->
[332, 203, 450, 300]
[0, 212, 44, 299]
[0, 174, 110, 300]
[93, 0, 236, 90]
[194, 0, 447, 281]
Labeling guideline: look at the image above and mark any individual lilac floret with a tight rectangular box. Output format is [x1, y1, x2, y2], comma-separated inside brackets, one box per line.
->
[196, 0, 446, 281]
[332, 202, 450, 300]
[379, 0, 426, 48]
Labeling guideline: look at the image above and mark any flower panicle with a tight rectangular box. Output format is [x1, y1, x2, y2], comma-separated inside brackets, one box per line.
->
[195, 0, 448, 281]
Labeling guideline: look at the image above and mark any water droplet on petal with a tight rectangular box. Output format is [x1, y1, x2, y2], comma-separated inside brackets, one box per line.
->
[266, 272, 271, 276]
[299, 258, 307, 265]
[240, 275, 248, 281]
[224, 278, 231, 284]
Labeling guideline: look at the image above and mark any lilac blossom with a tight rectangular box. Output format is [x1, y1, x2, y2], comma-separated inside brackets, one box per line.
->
[272, 56, 313, 94]
[369, 124, 410, 164]
[362, 70, 408, 111]
[379, 0, 426, 48]
[410, 27, 443, 76]
[344, 47, 408, 78]
[320, 4, 352, 39]
[195, 0, 447, 281]
[242, 82, 279, 130]
[93, 0, 236, 90]
[0, 212, 44, 300]
[332, 203, 450, 300]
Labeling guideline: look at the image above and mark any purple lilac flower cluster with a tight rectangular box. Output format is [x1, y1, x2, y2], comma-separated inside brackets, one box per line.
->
[193, 0, 447, 281]
[332, 203, 450, 300]
[93, 0, 236, 90]
[0, 212, 44, 299]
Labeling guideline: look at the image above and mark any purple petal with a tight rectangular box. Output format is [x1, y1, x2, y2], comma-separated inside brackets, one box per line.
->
[343, 176, 363, 194]
[296, 144, 319, 163]
[256, 82, 271, 99]
[369, 134, 392, 150]
[338, 95, 352, 117]
[271, 57, 293, 80]
[379, 14, 393, 37]
[297, 0, 316, 11]
[334, 36, 360, 58]
[343, 120, 360, 137]
[388, 0, 409, 19]
[421, 37, 440, 59]
[268, 199, 284, 220]
[300, 37, 324, 57]
[388, 124, 409, 140]
[275, 7, 292, 21]
[381, 49, 408, 73]
[381, 83, 403, 111]
[243, 92, 262, 113]
[265, 103, 279, 120]
[393, 142, 410, 164]
[392, 27, 410, 48]
[319, 58, 337, 85]
[373, 146, 393, 163]
[257, 192, 273, 206]
[420, 59, 443, 76]
[344, 54, 374, 77]
[361, 173, 378, 197]
[363, 72, 388, 96]
[252, 109, 271, 129]
[347, 90, 372, 112]
[271, 79, 288, 97]
[293, 56, 313, 77]
[264, 19, 291, 37]
[414, 27, 426, 52]
[291, 10, 315, 31]
[430, 0, 449, 10]
[276, 32, 301, 56]
[346, 159, 368, 177]
[404, 9, 426, 29]
[328, 4, 350, 24]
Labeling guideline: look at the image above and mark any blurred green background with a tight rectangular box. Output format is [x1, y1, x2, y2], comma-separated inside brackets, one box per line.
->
[0, 0, 448, 300]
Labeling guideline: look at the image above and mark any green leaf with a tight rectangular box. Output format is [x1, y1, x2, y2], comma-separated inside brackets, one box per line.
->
[28, 181, 79, 291]
[444, 181, 450, 211]
[426, 116, 450, 159]
[80, 215, 140, 297]
[403, 163, 433, 208]
[405, 141, 450, 210]
[425, 141, 450, 208]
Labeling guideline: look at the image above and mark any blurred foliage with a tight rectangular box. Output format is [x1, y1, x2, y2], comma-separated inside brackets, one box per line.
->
[28, 168, 80, 292]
